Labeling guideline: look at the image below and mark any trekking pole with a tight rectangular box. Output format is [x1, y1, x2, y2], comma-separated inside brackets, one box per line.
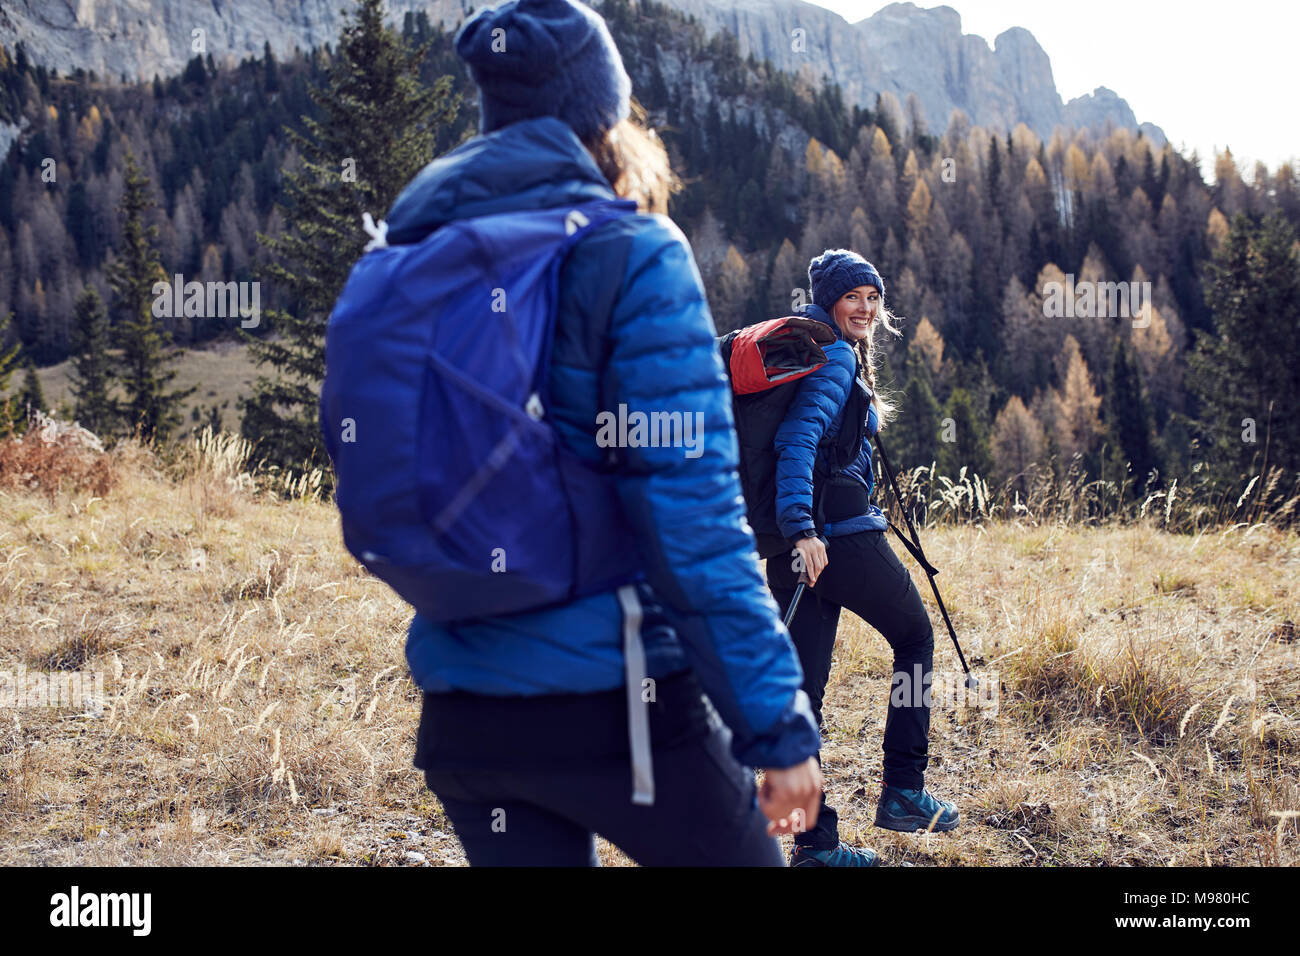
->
[873, 435, 978, 689]
[782, 580, 806, 629]
[780, 532, 826, 628]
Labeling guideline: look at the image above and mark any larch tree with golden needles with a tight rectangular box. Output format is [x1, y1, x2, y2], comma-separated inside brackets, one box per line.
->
[714, 244, 752, 333]
[991, 395, 1046, 493]
[1052, 346, 1104, 469]
[767, 238, 803, 317]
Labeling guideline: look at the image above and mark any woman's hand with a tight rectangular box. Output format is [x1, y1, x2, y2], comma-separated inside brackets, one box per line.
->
[758, 757, 823, 836]
[793, 535, 828, 586]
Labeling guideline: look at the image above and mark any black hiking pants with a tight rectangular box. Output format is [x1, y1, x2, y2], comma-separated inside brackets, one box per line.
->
[415, 670, 785, 866]
[766, 529, 935, 850]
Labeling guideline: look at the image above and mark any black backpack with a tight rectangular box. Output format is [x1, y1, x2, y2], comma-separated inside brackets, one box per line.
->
[718, 317, 867, 559]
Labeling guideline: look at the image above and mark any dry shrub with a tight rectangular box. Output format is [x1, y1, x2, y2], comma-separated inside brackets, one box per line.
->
[173, 428, 324, 521]
[259, 462, 325, 503]
[985, 801, 1055, 836]
[31, 617, 122, 670]
[224, 550, 291, 601]
[0, 412, 117, 502]
[1005, 621, 1198, 742]
[213, 722, 370, 813]
[0, 726, 40, 814]
[886, 458, 1300, 532]
[174, 427, 256, 526]
[1087, 635, 1198, 743]
[183, 426, 254, 486]
[1245, 663, 1300, 758]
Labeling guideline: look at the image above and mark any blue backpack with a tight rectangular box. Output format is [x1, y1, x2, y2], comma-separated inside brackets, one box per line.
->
[320, 198, 644, 623]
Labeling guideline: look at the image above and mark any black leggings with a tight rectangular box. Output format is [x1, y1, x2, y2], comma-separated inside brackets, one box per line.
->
[416, 671, 784, 866]
[766, 530, 934, 848]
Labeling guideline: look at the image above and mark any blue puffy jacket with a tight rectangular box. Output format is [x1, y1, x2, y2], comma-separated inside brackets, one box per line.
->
[774, 303, 888, 540]
[394, 117, 819, 770]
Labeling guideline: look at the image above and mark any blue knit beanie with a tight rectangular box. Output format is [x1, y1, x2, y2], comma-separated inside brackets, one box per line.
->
[454, 0, 632, 141]
[808, 249, 885, 312]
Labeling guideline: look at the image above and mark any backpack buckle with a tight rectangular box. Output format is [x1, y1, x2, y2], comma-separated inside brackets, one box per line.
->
[525, 392, 545, 421]
[564, 209, 590, 236]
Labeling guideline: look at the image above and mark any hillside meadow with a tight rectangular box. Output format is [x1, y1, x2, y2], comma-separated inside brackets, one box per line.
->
[34, 339, 259, 435]
[0, 429, 1297, 866]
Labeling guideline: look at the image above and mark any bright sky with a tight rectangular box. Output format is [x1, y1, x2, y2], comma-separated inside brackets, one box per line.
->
[803, 0, 1296, 177]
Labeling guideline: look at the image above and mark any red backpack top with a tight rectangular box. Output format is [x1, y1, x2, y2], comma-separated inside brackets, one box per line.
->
[717, 316, 859, 558]
[723, 316, 837, 394]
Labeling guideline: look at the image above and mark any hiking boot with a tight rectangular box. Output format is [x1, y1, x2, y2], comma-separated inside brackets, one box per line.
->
[790, 841, 881, 867]
[874, 785, 959, 833]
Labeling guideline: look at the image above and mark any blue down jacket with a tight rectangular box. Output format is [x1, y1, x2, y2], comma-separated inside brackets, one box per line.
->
[395, 117, 818, 770]
[774, 302, 888, 540]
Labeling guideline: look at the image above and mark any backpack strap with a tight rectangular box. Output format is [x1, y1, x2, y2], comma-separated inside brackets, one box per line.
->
[561, 211, 651, 805]
[548, 205, 638, 460]
[533, 200, 639, 408]
[805, 349, 868, 544]
[617, 584, 655, 806]
[828, 348, 868, 475]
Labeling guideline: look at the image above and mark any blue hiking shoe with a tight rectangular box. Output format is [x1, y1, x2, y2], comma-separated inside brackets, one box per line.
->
[874, 785, 959, 833]
[790, 841, 881, 867]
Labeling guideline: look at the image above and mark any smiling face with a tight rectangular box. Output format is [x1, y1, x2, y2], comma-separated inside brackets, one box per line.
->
[830, 284, 882, 342]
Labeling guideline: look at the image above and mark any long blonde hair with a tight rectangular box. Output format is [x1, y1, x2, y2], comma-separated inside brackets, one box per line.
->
[852, 298, 901, 428]
[579, 99, 680, 214]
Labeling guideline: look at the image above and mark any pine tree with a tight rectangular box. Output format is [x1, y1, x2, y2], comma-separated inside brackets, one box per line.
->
[893, 372, 943, 472]
[18, 357, 45, 416]
[1189, 214, 1300, 477]
[241, 0, 458, 467]
[1106, 337, 1159, 492]
[937, 387, 992, 479]
[68, 287, 117, 434]
[0, 311, 20, 435]
[182, 55, 207, 89]
[106, 151, 195, 442]
[263, 41, 279, 93]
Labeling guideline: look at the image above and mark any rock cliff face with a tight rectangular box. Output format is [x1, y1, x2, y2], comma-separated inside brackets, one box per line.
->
[0, 0, 470, 81]
[0, 0, 1161, 142]
[665, 1, 1161, 142]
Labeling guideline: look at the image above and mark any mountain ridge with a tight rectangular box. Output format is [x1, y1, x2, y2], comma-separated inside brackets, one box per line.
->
[0, 0, 1162, 145]
[666, 0, 1163, 143]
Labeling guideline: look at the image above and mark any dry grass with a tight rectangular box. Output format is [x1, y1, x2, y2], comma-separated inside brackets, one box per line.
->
[0, 432, 1297, 866]
[813, 522, 1300, 866]
[0, 429, 448, 866]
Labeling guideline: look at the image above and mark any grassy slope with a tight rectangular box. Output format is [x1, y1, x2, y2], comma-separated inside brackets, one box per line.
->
[35, 340, 261, 434]
[0, 446, 1297, 866]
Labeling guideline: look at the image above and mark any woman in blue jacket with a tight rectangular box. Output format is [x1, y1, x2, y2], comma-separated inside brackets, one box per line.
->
[765, 250, 959, 867]
[392, 0, 821, 866]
